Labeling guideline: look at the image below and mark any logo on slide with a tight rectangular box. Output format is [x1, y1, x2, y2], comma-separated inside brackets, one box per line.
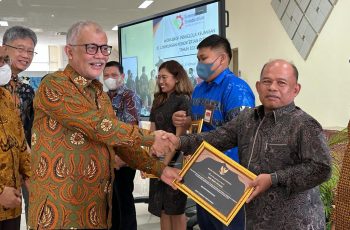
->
[173, 15, 184, 29]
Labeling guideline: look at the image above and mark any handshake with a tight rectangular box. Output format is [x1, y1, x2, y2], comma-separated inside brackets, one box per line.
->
[150, 130, 181, 165]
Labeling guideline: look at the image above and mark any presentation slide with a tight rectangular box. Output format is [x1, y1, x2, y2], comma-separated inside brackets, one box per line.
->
[120, 2, 220, 116]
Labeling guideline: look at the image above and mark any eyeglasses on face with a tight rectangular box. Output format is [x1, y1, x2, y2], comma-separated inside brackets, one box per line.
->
[5, 44, 37, 56]
[69, 43, 112, 56]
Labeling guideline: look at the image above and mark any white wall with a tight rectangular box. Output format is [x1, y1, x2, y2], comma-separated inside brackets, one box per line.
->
[226, 0, 350, 129]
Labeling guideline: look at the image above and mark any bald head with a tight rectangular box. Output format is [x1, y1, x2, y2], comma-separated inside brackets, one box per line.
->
[260, 59, 299, 82]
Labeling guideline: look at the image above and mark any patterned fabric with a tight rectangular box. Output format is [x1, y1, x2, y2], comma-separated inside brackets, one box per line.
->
[148, 93, 191, 217]
[179, 103, 332, 230]
[107, 85, 141, 124]
[28, 64, 165, 229]
[0, 87, 31, 221]
[333, 120, 350, 229]
[191, 68, 255, 162]
[4, 75, 35, 145]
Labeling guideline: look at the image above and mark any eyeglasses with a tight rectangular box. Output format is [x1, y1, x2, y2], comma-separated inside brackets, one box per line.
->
[69, 43, 112, 56]
[5, 44, 37, 56]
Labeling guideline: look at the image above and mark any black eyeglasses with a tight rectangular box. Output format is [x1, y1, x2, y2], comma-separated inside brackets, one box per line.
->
[5, 44, 37, 56]
[70, 43, 112, 56]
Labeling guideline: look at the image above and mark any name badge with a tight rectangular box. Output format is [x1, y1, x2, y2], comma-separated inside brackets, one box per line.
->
[204, 108, 213, 124]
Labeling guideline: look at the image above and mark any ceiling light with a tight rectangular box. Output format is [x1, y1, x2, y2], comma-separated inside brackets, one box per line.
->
[2, 17, 25, 22]
[31, 28, 43, 32]
[0, 21, 9, 26]
[112, 25, 118, 31]
[138, 0, 153, 9]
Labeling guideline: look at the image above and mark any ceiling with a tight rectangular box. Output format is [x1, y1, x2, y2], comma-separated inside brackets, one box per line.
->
[0, 0, 201, 45]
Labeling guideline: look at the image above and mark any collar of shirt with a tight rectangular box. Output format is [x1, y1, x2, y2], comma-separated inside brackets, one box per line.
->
[63, 64, 103, 93]
[108, 84, 127, 97]
[254, 102, 296, 123]
[204, 68, 231, 86]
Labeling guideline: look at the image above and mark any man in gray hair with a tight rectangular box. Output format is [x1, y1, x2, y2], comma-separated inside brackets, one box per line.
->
[28, 21, 180, 229]
[1, 25, 37, 226]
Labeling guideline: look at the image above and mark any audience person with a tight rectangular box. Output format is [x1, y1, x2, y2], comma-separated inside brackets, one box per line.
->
[331, 120, 350, 229]
[139, 66, 150, 107]
[172, 34, 255, 230]
[103, 61, 141, 230]
[2, 26, 37, 222]
[149, 69, 156, 104]
[27, 20, 180, 229]
[148, 60, 193, 230]
[0, 49, 31, 230]
[126, 69, 136, 92]
[168, 59, 332, 229]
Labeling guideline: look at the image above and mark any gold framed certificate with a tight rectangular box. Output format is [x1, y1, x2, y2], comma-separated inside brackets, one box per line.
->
[174, 141, 257, 226]
[189, 119, 204, 134]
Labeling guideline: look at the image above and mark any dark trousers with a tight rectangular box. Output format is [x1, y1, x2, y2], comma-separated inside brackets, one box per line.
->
[110, 167, 137, 230]
[22, 184, 29, 223]
[197, 204, 245, 230]
[0, 216, 21, 230]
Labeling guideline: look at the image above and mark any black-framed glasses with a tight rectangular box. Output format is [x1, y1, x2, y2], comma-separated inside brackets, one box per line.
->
[5, 44, 37, 56]
[70, 43, 112, 56]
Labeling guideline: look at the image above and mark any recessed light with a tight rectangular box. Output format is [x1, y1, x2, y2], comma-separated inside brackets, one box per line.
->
[31, 28, 43, 32]
[0, 21, 9, 26]
[138, 0, 153, 9]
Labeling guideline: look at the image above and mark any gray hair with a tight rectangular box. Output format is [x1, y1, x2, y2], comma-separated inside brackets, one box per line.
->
[66, 21, 104, 44]
[2, 26, 37, 46]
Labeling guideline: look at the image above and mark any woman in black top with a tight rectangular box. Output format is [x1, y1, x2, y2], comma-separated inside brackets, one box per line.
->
[148, 60, 193, 230]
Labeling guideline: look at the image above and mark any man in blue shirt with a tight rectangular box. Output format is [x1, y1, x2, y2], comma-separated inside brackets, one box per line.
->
[173, 34, 255, 230]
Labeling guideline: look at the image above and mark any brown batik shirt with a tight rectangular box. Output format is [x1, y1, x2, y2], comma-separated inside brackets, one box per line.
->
[28, 65, 165, 229]
[0, 87, 31, 221]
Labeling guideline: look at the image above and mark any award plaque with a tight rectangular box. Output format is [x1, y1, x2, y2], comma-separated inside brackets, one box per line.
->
[174, 141, 257, 226]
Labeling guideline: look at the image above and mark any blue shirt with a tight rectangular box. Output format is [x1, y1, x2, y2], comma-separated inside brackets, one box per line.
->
[191, 68, 255, 162]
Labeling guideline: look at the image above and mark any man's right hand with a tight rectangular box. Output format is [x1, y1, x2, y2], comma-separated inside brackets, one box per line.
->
[0, 186, 22, 209]
[150, 130, 176, 158]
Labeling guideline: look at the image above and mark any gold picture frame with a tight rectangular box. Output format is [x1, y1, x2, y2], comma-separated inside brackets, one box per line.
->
[183, 119, 204, 165]
[189, 119, 204, 134]
[174, 141, 257, 226]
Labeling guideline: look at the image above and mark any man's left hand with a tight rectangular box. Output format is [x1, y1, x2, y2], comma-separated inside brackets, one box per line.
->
[160, 166, 182, 190]
[246, 173, 272, 203]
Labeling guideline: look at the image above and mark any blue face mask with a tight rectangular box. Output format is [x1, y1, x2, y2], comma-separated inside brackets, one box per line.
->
[196, 56, 221, 81]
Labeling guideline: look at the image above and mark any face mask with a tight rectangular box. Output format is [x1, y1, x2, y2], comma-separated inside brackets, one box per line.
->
[0, 63, 11, 86]
[196, 56, 221, 81]
[104, 78, 123, 90]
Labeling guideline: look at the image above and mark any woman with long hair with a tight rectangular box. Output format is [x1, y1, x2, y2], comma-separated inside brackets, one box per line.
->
[148, 60, 193, 230]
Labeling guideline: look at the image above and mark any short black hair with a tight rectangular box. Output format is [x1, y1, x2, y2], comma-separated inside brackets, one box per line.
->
[197, 34, 232, 61]
[105, 61, 123, 74]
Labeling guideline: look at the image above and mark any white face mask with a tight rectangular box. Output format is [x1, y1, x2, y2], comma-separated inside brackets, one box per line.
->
[104, 78, 123, 90]
[0, 63, 11, 86]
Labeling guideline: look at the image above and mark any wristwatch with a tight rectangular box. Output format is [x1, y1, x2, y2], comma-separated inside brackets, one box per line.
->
[270, 172, 279, 187]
